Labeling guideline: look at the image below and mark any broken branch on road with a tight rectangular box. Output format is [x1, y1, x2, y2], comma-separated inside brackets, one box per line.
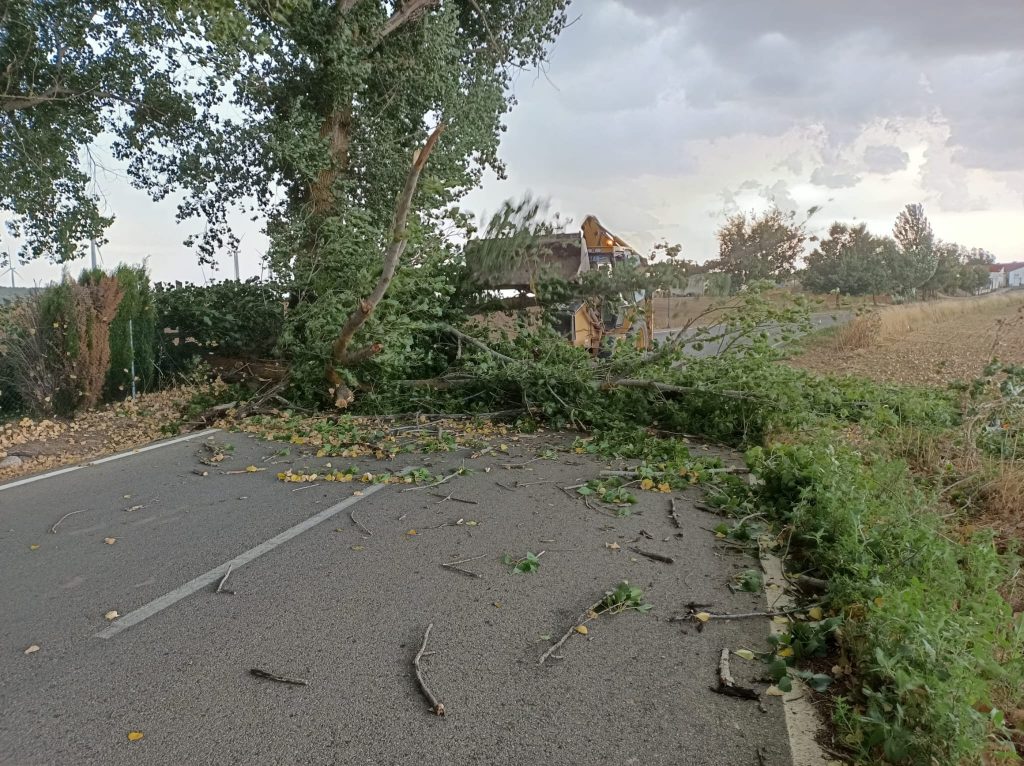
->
[216, 564, 235, 595]
[441, 553, 486, 579]
[250, 668, 308, 686]
[711, 648, 759, 700]
[350, 508, 373, 536]
[669, 497, 683, 529]
[49, 509, 86, 534]
[413, 623, 445, 715]
[630, 547, 675, 564]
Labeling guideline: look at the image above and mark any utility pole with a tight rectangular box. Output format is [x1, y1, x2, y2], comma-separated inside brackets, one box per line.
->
[90, 239, 98, 270]
[233, 250, 240, 281]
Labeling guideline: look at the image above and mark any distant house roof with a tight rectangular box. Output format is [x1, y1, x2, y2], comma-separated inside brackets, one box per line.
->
[465, 232, 589, 290]
[992, 262, 1024, 273]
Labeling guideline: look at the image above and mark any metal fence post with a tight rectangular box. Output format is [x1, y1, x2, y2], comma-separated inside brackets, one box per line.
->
[128, 318, 137, 400]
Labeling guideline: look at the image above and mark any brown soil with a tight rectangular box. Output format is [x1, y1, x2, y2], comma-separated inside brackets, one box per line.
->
[793, 302, 1024, 386]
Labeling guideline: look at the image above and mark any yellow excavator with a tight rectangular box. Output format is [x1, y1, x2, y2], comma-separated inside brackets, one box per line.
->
[467, 215, 654, 353]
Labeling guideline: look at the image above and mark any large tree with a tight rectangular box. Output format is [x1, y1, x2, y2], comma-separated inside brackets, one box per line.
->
[801, 222, 893, 299]
[890, 203, 937, 296]
[2, 1, 571, 404]
[712, 208, 805, 288]
[0, 0, 238, 262]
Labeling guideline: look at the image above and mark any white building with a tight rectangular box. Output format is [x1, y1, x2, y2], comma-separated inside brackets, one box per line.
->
[989, 266, 1008, 291]
[1009, 265, 1024, 288]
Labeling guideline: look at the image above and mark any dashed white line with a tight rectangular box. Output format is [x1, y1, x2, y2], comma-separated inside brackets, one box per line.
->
[95, 484, 389, 639]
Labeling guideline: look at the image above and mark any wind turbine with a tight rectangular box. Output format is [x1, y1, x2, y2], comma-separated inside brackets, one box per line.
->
[1, 259, 18, 289]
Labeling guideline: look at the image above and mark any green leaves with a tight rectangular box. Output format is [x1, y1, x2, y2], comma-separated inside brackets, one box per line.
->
[504, 551, 541, 574]
[597, 581, 652, 615]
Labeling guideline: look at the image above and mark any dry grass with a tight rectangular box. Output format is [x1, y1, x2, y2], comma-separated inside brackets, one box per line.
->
[828, 293, 1024, 353]
[795, 293, 1024, 386]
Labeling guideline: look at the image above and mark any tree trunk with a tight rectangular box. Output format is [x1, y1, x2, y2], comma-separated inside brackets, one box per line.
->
[309, 103, 353, 214]
[326, 123, 446, 407]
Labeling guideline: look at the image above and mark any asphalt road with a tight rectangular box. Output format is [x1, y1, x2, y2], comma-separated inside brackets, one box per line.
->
[1, 430, 793, 765]
[653, 310, 850, 355]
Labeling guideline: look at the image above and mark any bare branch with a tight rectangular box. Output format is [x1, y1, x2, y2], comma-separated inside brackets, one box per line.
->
[376, 0, 441, 44]
[326, 123, 445, 406]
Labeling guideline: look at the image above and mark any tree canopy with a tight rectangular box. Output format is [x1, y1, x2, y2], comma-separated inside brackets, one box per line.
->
[801, 222, 893, 297]
[711, 208, 806, 288]
[0, 0, 241, 262]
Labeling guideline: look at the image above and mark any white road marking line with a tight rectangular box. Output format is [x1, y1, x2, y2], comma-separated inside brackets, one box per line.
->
[95, 484, 389, 639]
[0, 428, 220, 492]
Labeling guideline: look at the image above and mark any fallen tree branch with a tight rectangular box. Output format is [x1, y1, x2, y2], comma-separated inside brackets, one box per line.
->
[669, 498, 683, 529]
[350, 508, 373, 537]
[668, 603, 821, 622]
[791, 573, 828, 594]
[216, 565, 234, 595]
[439, 324, 515, 364]
[601, 378, 765, 401]
[630, 547, 675, 564]
[402, 468, 462, 492]
[413, 624, 445, 715]
[539, 597, 605, 665]
[711, 648, 759, 700]
[250, 668, 308, 686]
[432, 491, 478, 505]
[49, 509, 86, 534]
[441, 553, 486, 579]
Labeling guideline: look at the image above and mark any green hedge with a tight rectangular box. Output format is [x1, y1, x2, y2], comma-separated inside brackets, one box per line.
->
[153, 279, 286, 377]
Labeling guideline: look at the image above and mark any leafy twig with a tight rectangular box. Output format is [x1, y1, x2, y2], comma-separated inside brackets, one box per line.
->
[539, 597, 605, 665]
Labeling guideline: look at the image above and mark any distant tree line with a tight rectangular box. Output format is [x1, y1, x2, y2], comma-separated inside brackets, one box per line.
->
[703, 203, 995, 299]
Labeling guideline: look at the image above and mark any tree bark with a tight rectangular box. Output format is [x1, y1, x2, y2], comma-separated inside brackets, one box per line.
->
[326, 123, 446, 407]
[309, 103, 353, 214]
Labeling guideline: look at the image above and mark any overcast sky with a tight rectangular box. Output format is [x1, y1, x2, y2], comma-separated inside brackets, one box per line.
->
[9, 0, 1024, 287]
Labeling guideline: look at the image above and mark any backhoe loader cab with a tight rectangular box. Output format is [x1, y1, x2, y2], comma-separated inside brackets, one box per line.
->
[467, 215, 654, 353]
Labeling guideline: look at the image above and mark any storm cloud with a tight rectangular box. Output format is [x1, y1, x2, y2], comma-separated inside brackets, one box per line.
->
[467, 0, 1024, 262]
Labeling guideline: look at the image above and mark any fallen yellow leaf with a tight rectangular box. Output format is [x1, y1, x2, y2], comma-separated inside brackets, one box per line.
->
[104, 537, 117, 545]
[24, 645, 40, 654]
[694, 612, 711, 622]
[350, 545, 365, 551]
[733, 649, 755, 661]
[244, 465, 262, 473]
[778, 647, 794, 658]
[765, 686, 785, 697]
[574, 625, 588, 635]
[605, 542, 621, 550]
[657, 482, 671, 493]
[640, 478, 655, 491]
[29, 544, 40, 550]
[808, 606, 824, 620]
[352, 490, 364, 496]
[127, 731, 144, 742]
[104, 610, 120, 621]
[406, 529, 417, 536]
[772, 615, 790, 625]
